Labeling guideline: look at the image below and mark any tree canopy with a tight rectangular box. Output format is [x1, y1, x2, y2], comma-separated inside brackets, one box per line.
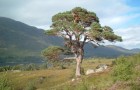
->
[46, 7, 122, 50]
[41, 46, 63, 61]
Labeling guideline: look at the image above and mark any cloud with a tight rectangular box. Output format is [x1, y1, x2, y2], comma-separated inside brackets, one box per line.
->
[0, 0, 136, 28]
[0, 0, 29, 18]
[100, 13, 140, 28]
[113, 26, 140, 49]
[0, 0, 140, 49]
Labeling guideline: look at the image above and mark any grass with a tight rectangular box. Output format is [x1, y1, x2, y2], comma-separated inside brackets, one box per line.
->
[1, 69, 73, 90]
[0, 54, 140, 90]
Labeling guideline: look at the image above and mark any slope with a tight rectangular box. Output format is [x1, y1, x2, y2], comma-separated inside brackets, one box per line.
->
[0, 17, 63, 65]
[0, 17, 139, 65]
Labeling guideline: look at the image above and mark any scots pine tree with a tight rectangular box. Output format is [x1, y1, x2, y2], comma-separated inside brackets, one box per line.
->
[46, 7, 122, 77]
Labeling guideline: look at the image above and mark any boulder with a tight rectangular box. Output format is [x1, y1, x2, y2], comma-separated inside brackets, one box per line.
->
[86, 69, 95, 75]
[71, 78, 75, 82]
[95, 67, 104, 72]
[95, 64, 108, 73]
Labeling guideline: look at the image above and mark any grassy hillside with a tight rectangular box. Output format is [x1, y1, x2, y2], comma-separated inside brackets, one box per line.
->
[0, 53, 140, 90]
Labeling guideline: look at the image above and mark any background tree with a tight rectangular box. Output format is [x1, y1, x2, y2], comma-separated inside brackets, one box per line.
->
[45, 7, 122, 77]
[41, 46, 64, 67]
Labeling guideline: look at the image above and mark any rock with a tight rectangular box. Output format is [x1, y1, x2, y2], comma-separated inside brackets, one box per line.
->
[39, 76, 46, 84]
[71, 78, 82, 82]
[40, 76, 46, 80]
[96, 64, 108, 69]
[86, 64, 108, 75]
[95, 64, 108, 73]
[12, 70, 21, 73]
[86, 69, 95, 75]
[95, 67, 104, 72]
[71, 78, 75, 82]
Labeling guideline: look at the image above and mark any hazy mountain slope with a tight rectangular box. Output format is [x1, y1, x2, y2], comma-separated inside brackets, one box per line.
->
[0, 17, 63, 65]
[0, 17, 139, 65]
[131, 48, 140, 53]
[0, 17, 63, 56]
[84, 44, 134, 58]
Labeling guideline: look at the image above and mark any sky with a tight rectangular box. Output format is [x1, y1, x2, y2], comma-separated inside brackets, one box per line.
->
[0, 0, 140, 49]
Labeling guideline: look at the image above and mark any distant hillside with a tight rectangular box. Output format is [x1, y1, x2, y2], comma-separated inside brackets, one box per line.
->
[0, 17, 139, 65]
[0, 17, 63, 65]
[0, 17, 63, 54]
[84, 44, 135, 58]
[131, 48, 140, 53]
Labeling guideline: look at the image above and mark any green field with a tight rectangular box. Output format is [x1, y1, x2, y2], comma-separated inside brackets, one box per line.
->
[0, 54, 140, 90]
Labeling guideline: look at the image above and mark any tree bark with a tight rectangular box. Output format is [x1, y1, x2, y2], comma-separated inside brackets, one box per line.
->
[75, 55, 82, 77]
[75, 48, 84, 77]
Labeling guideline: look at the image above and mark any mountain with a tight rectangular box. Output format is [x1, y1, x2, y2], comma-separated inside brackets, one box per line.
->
[0, 17, 139, 65]
[84, 44, 136, 58]
[131, 48, 140, 53]
[0, 17, 63, 52]
[0, 17, 63, 65]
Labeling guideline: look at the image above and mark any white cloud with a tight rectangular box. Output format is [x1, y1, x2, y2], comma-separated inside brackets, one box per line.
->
[100, 13, 140, 28]
[113, 26, 140, 49]
[0, 0, 135, 28]
[0, 0, 140, 49]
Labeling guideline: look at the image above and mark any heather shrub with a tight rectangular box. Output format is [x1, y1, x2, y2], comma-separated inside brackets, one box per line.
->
[112, 56, 134, 81]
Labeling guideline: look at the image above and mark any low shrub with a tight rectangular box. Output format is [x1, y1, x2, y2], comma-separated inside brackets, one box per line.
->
[24, 64, 39, 71]
[0, 74, 14, 90]
[0, 66, 13, 72]
[112, 56, 134, 81]
[39, 62, 48, 69]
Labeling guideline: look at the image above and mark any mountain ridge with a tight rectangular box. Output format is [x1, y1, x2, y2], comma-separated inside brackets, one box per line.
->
[0, 17, 139, 65]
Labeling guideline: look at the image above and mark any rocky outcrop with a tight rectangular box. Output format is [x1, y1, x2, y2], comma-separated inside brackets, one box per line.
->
[86, 64, 108, 75]
[95, 64, 108, 73]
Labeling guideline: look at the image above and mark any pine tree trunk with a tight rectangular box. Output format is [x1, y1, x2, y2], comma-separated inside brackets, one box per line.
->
[72, 45, 84, 77]
[75, 54, 83, 77]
